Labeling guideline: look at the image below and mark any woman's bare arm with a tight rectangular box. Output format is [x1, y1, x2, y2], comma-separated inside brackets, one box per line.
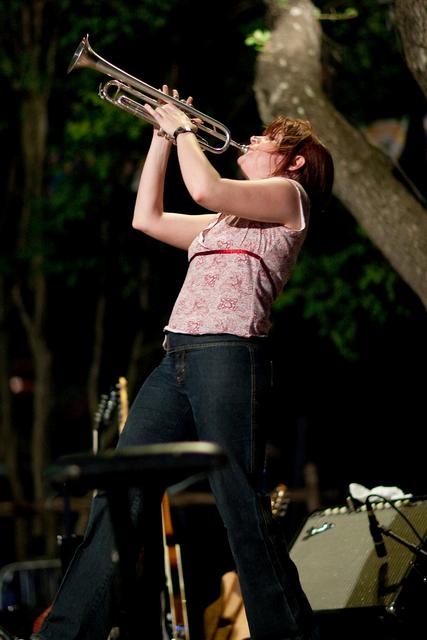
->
[132, 132, 218, 250]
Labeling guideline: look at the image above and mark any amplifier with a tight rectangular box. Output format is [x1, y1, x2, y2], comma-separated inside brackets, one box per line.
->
[289, 499, 427, 636]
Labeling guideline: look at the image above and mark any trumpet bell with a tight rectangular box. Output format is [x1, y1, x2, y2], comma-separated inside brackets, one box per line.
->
[67, 37, 86, 74]
[67, 34, 248, 155]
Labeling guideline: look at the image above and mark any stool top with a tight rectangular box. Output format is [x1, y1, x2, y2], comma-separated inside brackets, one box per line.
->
[45, 441, 227, 492]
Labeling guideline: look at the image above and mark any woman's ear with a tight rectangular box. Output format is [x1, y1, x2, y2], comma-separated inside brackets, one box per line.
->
[288, 155, 306, 171]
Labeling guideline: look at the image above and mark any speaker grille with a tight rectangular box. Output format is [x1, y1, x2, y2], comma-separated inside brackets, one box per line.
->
[289, 500, 427, 613]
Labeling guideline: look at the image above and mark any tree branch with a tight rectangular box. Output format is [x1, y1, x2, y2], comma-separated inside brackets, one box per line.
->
[255, 0, 427, 308]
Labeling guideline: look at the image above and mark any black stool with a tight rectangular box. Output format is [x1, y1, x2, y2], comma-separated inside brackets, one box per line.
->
[45, 441, 227, 639]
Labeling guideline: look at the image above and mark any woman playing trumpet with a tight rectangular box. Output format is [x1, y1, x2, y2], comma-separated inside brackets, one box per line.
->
[25, 87, 333, 640]
[128, 88, 334, 639]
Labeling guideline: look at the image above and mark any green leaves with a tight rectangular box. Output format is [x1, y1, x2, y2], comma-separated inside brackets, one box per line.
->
[245, 29, 271, 52]
[273, 227, 406, 360]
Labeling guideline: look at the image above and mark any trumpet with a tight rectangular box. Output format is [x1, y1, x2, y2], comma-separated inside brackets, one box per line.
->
[67, 34, 248, 155]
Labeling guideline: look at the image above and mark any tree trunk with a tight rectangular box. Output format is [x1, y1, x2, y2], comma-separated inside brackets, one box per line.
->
[255, 0, 427, 309]
[88, 294, 107, 422]
[394, 0, 427, 100]
[11, 0, 57, 550]
[16, 90, 53, 508]
[0, 276, 28, 559]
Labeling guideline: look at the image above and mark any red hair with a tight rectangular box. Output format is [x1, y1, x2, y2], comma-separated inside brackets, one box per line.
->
[263, 116, 334, 214]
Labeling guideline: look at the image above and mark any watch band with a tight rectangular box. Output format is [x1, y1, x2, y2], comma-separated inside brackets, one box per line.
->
[173, 126, 197, 140]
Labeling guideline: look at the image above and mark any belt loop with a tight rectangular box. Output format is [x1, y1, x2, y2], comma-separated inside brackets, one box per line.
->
[162, 333, 168, 351]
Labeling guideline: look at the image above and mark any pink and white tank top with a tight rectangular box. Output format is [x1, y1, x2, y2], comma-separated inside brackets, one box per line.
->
[165, 180, 310, 337]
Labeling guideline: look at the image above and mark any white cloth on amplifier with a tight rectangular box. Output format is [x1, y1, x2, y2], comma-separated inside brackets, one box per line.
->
[348, 482, 412, 503]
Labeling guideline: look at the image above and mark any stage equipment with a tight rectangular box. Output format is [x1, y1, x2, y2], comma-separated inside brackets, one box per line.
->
[289, 498, 427, 637]
[67, 34, 248, 155]
[45, 442, 227, 640]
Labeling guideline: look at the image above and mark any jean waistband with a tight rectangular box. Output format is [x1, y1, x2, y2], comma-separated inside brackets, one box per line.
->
[163, 331, 270, 352]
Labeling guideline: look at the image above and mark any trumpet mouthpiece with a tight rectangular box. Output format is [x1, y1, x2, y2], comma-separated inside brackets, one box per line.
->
[231, 142, 249, 154]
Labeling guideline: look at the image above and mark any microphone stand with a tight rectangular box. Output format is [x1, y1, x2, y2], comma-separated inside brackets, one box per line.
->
[377, 525, 427, 561]
[363, 494, 427, 566]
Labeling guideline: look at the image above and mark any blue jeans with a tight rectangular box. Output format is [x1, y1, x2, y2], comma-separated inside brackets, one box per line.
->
[36, 332, 316, 640]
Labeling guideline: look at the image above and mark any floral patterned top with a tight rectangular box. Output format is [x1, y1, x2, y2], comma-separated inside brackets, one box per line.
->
[165, 179, 309, 337]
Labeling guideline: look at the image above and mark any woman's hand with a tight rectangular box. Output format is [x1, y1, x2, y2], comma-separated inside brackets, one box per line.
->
[145, 85, 197, 141]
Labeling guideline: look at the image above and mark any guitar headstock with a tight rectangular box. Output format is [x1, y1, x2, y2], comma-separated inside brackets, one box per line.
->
[270, 483, 290, 519]
[92, 389, 117, 454]
[93, 377, 128, 446]
[117, 376, 128, 434]
[93, 393, 110, 432]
